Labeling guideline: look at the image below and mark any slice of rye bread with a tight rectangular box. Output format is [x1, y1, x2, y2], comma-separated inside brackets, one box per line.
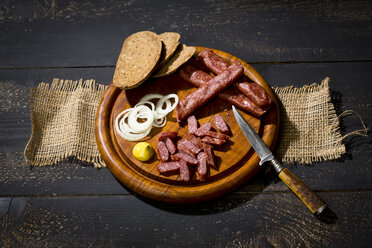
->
[113, 31, 162, 89]
[157, 32, 181, 66]
[153, 44, 196, 78]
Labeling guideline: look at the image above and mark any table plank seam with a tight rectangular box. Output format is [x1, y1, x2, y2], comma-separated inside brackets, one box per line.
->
[1, 189, 371, 198]
[1, 59, 372, 71]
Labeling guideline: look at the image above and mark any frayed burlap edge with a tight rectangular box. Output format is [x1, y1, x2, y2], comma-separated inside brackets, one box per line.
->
[24, 78, 107, 168]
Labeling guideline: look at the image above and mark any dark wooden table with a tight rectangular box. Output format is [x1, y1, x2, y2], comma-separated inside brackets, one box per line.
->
[1, 1, 371, 247]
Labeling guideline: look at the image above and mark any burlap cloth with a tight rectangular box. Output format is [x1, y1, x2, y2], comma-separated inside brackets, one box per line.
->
[24, 77, 354, 168]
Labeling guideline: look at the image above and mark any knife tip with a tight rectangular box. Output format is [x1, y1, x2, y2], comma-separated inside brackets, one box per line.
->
[232, 105, 238, 115]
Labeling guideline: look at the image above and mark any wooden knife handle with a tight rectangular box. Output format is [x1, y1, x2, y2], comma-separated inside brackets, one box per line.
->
[271, 159, 327, 214]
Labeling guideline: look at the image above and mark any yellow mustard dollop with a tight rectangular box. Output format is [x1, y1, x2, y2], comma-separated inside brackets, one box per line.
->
[132, 142, 154, 162]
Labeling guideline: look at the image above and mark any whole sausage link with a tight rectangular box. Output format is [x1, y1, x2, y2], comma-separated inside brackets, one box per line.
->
[176, 61, 244, 122]
[235, 81, 272, 110]
[180, 65, 265, 117]
[196, 48, 272, 110]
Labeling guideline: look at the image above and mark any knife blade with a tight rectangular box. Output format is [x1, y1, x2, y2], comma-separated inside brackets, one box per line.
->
[232, 105, 327, 215]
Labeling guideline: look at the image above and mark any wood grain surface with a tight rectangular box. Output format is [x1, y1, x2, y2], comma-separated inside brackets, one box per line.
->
[95, 47, 279, 203]
[1, 0, 371, 68]
[1, 0, 371, 247]
[0, 192, 371, 247]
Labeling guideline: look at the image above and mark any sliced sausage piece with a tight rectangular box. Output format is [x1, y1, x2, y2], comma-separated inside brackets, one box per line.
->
[179, 139, 201, 154]
[194, 123, 212, 137]
[201, 136, 227, 146]
[184, 139, 202, 154]
[187, 115, 198, 134]
[175, 61, 244, 122]
[157, 140, 169, 162]
[165, 137, 177, 154]
[197, 48, 272, 110]
[179, 65, 265, 117]
[205, 130, 230, 140]
[177, 139, 196, 157]
[202, 143, 216, 169]
[213, 114, 230, 135]
[197, 152, 208, 181]
[158, 131, 178, 142]
[179, 159, 191, 181]
[171, 152, 198, 165]
[183, 133, 204, 150]
[158, 162, 179, 175]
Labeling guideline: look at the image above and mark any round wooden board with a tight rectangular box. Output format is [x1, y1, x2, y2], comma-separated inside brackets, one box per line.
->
[95, 47, 279, 204]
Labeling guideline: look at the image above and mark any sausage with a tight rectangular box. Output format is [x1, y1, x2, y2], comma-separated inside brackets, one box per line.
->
[179, 65, 213, 87]
[177, 139, 196, 156]
[196, 48, 272, 110]
[218, 87, 266, 116]
[158, 131, 178, 142]
[187, 115, 198, 134]
[197, 48, 271, 109]
[179, 159, 191, 181]
[180, 65, 265, 117]
[183, 133, 204, 150]
[235, 81, 272, 111]
[175, 61, 244, 122]
[171, 152, 198, 165]
[157, 140, 169, 162]
[213, 114, 230, 135]
[165, 137, 177, 154]
[202, 143, 216, 169]
[201, 136, 227, 146]
[158, 162, 179, 175]
[194, 123, 212, 137]
[205, 130, 229, 141]
[177, 138, 201, 155]
[196, 152, 208, 181]
[196, 48, 228, 75]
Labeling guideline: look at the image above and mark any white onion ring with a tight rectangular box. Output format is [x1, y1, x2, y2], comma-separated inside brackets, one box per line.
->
[156, 93, 179, 115]
[114, 93, 179, 141]
[152, 116, 167, 127]
[134, 101, 155, 112]
[116, 113, 152, 141]
[156, 99, 171, 116]
[128, 105, 154, 132]
[116, 124, 152, 141]
[120, 112, 149, 134]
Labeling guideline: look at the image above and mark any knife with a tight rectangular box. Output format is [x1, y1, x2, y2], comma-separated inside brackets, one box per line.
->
[232, 105, 327, 215]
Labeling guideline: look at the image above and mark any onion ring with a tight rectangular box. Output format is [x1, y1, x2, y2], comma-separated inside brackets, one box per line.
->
[128, 105, 154, 132]
[114, 93, 179, 141]
[156, 93, 179, 115]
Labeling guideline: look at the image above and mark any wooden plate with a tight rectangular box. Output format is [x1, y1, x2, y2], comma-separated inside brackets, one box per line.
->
[95, 47, 279, 204]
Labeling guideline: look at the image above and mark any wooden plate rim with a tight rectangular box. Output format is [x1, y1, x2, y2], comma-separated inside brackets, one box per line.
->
[95, 47, 279, 204]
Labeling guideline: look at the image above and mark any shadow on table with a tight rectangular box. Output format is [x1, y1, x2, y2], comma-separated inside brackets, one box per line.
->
[133, 166, 339, 225]
[133, 164, 278, 216]
[316, 207, 338, 224]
